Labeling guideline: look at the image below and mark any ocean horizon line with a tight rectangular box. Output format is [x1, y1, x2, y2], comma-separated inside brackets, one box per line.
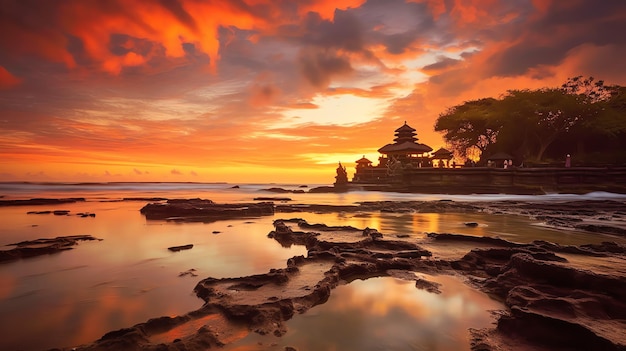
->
[0, 181, 326, 186]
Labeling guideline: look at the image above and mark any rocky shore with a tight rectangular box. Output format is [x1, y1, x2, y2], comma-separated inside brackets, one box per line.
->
[0, 235, 101, 263]
[139, 199, 275, 221]
[0, 198, 85, 206]
[54, 197, 626, 351]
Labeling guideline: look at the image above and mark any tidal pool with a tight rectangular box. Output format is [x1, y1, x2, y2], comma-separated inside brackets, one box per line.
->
[223, 275, 504, 351]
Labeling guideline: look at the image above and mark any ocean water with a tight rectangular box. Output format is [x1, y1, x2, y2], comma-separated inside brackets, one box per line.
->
[1, 182, 625, 350]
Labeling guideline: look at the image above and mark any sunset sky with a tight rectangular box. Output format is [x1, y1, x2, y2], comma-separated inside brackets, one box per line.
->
[1, 0, 625, 183]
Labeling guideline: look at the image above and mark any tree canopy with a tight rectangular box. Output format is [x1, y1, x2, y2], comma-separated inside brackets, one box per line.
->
[434, 77, 626, 165]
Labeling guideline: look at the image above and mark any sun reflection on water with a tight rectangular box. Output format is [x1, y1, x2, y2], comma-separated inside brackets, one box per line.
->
[223, 275, 504, 351]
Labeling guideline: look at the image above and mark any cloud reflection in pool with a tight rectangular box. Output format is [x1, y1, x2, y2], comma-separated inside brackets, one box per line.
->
[225, 274, 504, 351]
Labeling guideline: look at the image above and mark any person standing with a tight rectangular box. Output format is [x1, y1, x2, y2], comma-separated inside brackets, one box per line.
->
[565, 154, 571, 168]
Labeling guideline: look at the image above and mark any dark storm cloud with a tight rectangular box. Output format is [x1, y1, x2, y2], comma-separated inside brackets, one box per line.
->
[299, 50, 353, 88]
[422, 56, 461, 73]
[300, 10, 364, 52]
[108, 34, 156, 57]
[157, 0, 198, 31]
[360, 0, 438, 54]
[485, 0, 626, 77]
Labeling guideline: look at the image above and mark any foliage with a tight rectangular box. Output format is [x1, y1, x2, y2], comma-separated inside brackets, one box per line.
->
[434, 77, 626, 164]
[434, 98, 500, 159]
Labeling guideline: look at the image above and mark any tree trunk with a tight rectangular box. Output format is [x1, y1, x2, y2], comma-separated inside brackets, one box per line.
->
[535, 134, 557, 162]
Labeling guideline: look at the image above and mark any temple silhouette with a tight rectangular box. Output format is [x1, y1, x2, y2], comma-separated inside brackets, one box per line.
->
[352, 122, 453, 184]
[339, 121, 626, 194]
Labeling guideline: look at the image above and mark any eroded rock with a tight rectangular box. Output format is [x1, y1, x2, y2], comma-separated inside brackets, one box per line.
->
[0, 198, 85, 206]
[168, 244, 193, 252]
[1, 235, 101, 263]
[140, 199, 275, 221]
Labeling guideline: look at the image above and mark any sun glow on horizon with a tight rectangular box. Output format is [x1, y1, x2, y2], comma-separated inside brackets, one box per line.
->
[281, 94, 389, 127]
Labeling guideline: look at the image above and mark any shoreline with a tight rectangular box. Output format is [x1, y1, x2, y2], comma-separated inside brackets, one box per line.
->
[4, 197, 618, 351]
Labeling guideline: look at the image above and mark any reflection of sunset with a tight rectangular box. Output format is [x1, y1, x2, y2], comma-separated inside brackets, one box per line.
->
[0, 201, 304, 351]
[1, 1, 624, 183]
[413, 213, 440, 233]
[251, 276, 505, 351]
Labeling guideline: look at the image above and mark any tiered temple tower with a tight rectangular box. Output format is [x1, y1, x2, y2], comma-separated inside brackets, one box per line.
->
[351, 121, 434, 183]
[377, 122, 433, 173]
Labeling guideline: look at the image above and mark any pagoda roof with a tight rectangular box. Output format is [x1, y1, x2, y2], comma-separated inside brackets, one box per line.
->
[378, 141, 433, 154]
[355, 156, 372, 164]
[395, 122, 416, 133]
[487, 152, 513, 160]
[432, 147, 453, 158]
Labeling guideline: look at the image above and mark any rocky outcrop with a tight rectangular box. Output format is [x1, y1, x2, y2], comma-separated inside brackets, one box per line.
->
[260, 187, 305, 194]
[253, 197, 292, 201]
[447, 236, 626, 351]
[0, 235, 101, 263]
[0, 198, 85, 206]
[427, 232, 524, 247]
[167, 244, 193, 252]
[140, 199, 275, 221]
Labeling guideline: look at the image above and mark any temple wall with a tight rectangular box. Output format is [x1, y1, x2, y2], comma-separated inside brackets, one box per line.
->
[352, 167, 626, 194]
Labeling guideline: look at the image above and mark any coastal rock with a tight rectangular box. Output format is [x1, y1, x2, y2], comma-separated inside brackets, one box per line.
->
[27, 210, 52, 214]
[0, 235, 101, 263]
[0, 198, 85, 206]
[76, 212, 96, 217]
[307, 186, 346, 193]
[447, 240, 626, 351]
[168, 244, 193, 252]
[362, 227, 383, 239]
[415, 278, 442, 294]
[427, 232, 524, 247]
[179, 269, 198, 277]
[297, 221, 360, 232]
[254, 197, 292, 201]
[121, 197, 168, 202]
[140, 199, 275, 221]
[574, 223, 626, 237]
[261, 187, 305, 194]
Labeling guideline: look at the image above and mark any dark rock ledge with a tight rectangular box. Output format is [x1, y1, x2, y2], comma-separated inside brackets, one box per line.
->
[168, 244, 193, 252]
[0, 235, 101, 263]
[0, 198, 85, 206]
[446, 238, 626, 351]
[140, 199, 275, 221]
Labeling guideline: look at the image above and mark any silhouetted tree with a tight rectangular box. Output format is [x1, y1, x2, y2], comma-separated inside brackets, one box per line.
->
[434, 98, 500, 159]
[434, 77, 625, 164]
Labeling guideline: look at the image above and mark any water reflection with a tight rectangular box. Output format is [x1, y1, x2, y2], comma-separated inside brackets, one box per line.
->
[288, 211, 625, 246]
[1, 194, 624, 350]
[225, 275, 503, 351]
[0, 202, 306, 351]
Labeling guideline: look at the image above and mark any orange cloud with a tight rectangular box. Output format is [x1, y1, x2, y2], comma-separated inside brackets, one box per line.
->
[0, 66, 21, 89]
[300, 0, 367, 20]
[0, 0, 372, 76]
